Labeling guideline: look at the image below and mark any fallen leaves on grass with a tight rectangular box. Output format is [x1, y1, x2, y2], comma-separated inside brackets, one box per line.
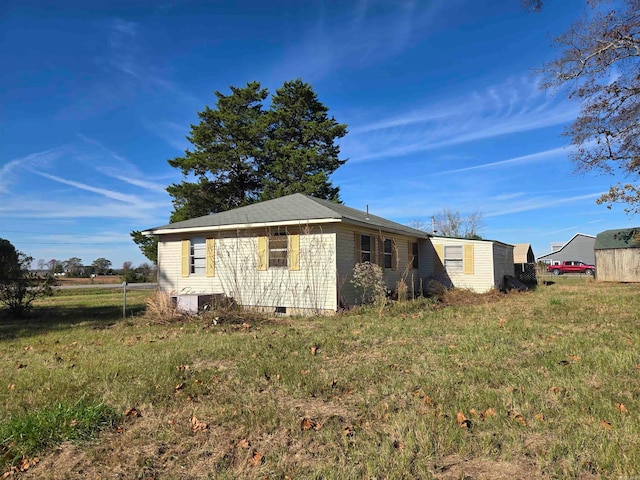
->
[237, 438, 251, 450]
[508, 410, 527, 426]
[601, 420, 613, 430]
[250, 451, 264, 466]
[2, 457, 40, 478]
[300, 417, 322, 431]
[124, 407, 142, 418]
[616, 403, 629, 414]
[481, 408, 496, 420]
[310, 345, 318, 356]
[190, 415, 209, 432]
[559, 355, 581, 367]
[456, 411, 472, 429]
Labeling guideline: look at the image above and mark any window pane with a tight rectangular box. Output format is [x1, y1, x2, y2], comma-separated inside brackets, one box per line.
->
[444, 245, 463, 273]
[190, 238, 206, 275]
[383, 239, 393, 268]
[361, 235, 370, 252]
[269, 234, 288, 268]
[360, 235, 371, 263]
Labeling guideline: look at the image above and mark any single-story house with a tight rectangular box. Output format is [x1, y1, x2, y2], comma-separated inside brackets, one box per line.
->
[142, 194, 514, 314]
[594, 227, 640, 282]
[537, 233, 596, 265]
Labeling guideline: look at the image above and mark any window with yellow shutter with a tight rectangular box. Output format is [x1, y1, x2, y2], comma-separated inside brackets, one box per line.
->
[444, 245, 463, 273]
[269, 233, 288, 268]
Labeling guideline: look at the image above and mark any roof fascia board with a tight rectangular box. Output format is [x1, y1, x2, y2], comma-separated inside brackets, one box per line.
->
[143, 218, 339, 236]
[342, 219, 431, 239]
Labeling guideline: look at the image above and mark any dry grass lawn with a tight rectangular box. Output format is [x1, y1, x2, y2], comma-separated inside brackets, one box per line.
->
[1, 281, 639, 479]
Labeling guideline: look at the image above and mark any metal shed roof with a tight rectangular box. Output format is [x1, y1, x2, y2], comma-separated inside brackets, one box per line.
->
[594, 228, 640, 250]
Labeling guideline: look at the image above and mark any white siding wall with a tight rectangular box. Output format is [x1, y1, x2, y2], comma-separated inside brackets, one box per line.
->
[157, 228, 337, 313]
[429, 237, 497, 293]
[335, 225, 424, 306]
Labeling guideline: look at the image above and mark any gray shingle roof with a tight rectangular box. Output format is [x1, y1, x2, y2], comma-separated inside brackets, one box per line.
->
[144, 193, 430, 238]
[595, 228, 640, 250]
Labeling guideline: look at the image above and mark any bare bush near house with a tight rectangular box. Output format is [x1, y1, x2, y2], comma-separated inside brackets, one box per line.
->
[351, 262, 386, 305]
[144, 290, 184, 324]
[396, 279, 408, 302]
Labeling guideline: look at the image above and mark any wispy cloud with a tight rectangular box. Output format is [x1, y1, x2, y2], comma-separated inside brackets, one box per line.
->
[0, 198, 166, 220]
[274, 2, 440, 81]
[108, 19, 141, 78]
[34, 171, 142, 204]
[485, 192, 603, 218]
[110, 175, 167, 192]
[0, 148, 67, 193]
[345, 77, 578, 163]
[431, 145, 570, 176]
[77, 134, 169, 192]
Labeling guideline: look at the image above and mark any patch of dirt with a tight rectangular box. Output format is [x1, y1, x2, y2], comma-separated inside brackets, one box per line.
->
[431, 454, 542, 480]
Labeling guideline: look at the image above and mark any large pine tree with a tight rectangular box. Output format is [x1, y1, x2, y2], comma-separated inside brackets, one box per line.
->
[260, 79, 347, 202]
[132, 79, 347, 262]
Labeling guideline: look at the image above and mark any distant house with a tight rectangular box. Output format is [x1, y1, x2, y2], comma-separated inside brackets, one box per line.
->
[142, 194, 514, 314]
[594, 228, 640, 282]
[513, 243, 536, 283]
[537, 233, 596, 265]
[514, 243, 535, 264]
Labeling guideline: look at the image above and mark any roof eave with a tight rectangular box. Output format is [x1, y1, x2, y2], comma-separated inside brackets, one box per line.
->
[142, 217, 341, 236]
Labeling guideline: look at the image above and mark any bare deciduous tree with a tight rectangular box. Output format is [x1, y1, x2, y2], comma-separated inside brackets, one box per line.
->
[409, 210, 484, 238]
[434, 209, 484, 239]
[532, 0, 640, 213]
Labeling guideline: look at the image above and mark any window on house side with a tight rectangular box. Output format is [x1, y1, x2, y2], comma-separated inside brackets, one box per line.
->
[411, 242, 419, 269]
[383, 238, 393, 268]
[269, 234, 288, 268]
[190, 238, 206, 275]
[444, 245, 463, 273]
[360, 235, 371, 262]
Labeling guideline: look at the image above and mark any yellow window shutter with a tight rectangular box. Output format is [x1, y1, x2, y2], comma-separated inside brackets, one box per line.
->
[181, 240, 190, 277]
[206, 238, 215, 277]
[464, 244, 475, 274]
[433, 244, 444, 274]
[354, 232, 361, 264]
[289, 234, 300, 271]
[257, 236, 267, 271]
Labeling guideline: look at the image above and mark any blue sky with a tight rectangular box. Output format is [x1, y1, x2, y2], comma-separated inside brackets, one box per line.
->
[1, 0, 636, 269]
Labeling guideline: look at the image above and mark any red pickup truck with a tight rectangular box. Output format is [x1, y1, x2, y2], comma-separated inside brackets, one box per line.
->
[547, 261, 595, 276]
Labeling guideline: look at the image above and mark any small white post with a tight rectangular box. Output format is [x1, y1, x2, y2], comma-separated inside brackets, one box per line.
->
[122, 281, 127, 319]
